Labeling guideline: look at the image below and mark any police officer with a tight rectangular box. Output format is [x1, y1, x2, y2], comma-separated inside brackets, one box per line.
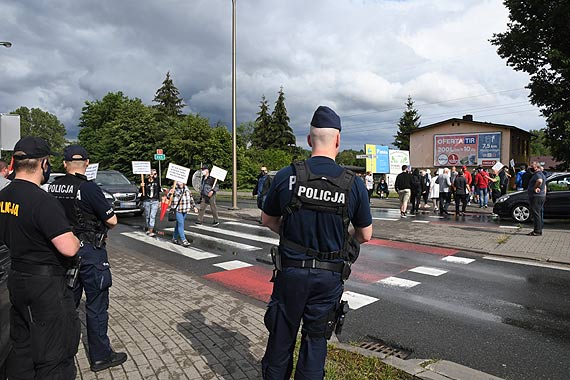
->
[48, 145, 127, 372]
[0, 136, 81, 379]
[261, 106, 373, 379]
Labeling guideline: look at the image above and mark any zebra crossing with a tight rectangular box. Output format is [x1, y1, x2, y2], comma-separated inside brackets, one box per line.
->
[121, 221, 479, 310]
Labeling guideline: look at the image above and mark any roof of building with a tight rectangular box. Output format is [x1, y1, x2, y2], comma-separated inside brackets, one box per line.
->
[410, 116, 531, 135]
[530, 156, 565, 170]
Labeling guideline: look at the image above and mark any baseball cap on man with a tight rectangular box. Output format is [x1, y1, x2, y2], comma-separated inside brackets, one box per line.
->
[201, 165, 209, 171]
[13, 136, 56, 160]
[63, 145, 89, 161]
[310, 106, 341, 131]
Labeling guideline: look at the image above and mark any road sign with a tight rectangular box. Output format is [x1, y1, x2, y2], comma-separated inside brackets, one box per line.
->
[154, 154, 165, 160]
[156, 149, 163, 154]
[356, 154, 376, 159]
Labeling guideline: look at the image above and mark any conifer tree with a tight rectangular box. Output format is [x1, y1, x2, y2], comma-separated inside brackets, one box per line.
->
[269, 87, 296, 148]
[393, 96, 421, 151]
[252, 95, 272, 149]
[153, 71, 186, 117]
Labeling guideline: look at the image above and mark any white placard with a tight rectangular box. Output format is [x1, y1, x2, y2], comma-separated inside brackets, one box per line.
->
[492, 161, 504, 173]
[166, 163, 191, 184]
[132, 161, 151, 175]
[509, 159, 515, 168]
[210, 165, 227, 181]
[85, 163, 99, 181]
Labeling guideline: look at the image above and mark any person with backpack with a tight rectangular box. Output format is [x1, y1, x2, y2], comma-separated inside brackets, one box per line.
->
[253, 166, 272, 221]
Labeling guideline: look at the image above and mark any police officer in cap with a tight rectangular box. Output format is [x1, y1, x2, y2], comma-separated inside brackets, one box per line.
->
[0, 136, 81, 379]
[261, 106, 373, 379]
[48, 145, 127, 372]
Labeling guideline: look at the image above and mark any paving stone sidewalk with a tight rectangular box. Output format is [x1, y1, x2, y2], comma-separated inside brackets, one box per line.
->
[75, 242, 266, 379]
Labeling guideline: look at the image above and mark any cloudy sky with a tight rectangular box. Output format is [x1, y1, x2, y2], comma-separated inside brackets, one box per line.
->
[0, 0, 544, 151]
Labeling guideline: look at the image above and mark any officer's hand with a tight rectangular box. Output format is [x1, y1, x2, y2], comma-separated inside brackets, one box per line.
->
[208, 191, 213, 197]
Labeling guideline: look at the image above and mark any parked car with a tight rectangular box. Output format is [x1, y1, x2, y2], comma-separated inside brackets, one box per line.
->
[94, 170, 143, 216]
[493, 172, 570, 222]
[0, 244, 10, 377]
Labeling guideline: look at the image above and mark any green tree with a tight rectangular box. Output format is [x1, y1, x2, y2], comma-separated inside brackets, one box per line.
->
[153, 71, 186, 117]
[529, 128, 551, 156]
[252, 95, 272, 149]
[336, 149, 366, 167]
[269, 87, 296, 149]
[490, 0, 570, 169]
[12, 106, 67, 154]
[393, 96, 421, 151]
[237, 121, 255, 149]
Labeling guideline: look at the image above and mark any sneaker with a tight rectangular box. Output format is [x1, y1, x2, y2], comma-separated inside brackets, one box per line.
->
[181, 240, 191, 247]
[148, 232, 156, 237]
[172, 239, 179, 245]
[145, 231, 150, 235]
[91, 351, 128, 372]
[212, 221, 220, 227]
[401, 212, 407, 218]
[467, 202, 472, 206]
[484, 205, 488, 208]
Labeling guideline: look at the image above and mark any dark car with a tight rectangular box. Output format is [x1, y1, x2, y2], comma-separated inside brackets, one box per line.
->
[493, 172, 570, 222]
[0, 244, 10, 377]
[95, 170, 143, 216]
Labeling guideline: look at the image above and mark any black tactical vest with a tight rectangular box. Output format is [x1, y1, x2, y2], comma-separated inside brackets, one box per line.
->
[281, 161, 359, 262]
[48, 173, 105, 239]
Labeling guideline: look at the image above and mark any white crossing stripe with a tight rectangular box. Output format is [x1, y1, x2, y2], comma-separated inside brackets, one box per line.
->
[191, 223, 280, 245]
[412, 220, 430, 224]
[224, 221, 270, 232]
[163, 228, 261, 251]
[341, 291, 378, 310]
[378, 277, 421, 289]
[213, 260, 253, 271]
[121, 231, 219, 260]
[428, 216, 445, 219]
[372, 217, 399, 221]
[409, 266, 448, 277]
[482, 256, 570, 272]
[442, 256, 476, 264]
[499, 226, 519, 229]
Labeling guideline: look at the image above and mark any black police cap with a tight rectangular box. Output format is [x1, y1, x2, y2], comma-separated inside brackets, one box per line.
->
[63, 145, 89, 161]
[13, 136, 56, 160]
[310, 106, 341, 131]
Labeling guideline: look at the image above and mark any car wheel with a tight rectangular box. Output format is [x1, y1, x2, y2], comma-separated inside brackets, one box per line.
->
[511, 204, 530, 222]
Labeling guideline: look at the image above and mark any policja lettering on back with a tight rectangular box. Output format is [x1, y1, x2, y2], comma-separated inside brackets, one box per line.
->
[297, 184, 345, 203]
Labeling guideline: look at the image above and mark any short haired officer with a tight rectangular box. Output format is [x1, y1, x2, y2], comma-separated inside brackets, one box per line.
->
[0, 137, 80, 378]
[261, 106, 373, 379]
[48, 145, 127, 372]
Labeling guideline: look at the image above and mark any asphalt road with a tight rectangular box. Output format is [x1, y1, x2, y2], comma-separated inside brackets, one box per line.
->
[117, 212, 570, 380]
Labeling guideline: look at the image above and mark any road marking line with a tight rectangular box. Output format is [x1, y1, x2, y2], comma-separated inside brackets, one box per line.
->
[372, 217, 399, 221]
[224, 221, 270, 232]
[378, 277, 421, 288]
[442, 256, 476, 264]
[163, 228, 261, 251]
[213, 260, 253, 271]
[409, 266, 448, 276]
[366, 239, 459, 256]
[412, 220, 430, 224]
[428, 216, 445, 219]
[482, 256, 570, 272]
[499, 226, 519, 229]
[121, 231, 220, 260]
[191, 224, 280, 245]
[341, 291, 378, 310]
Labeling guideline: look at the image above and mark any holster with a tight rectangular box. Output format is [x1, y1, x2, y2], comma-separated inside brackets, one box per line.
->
[65, 256, 82, 288]
[270, 246, 281, 282]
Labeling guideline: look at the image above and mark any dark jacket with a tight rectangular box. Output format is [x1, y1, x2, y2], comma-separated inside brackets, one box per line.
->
[395, 172, 412, 191]
[453, 175, 468, 195]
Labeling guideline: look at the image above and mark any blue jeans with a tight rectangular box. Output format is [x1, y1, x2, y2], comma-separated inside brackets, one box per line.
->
[477, 187, 488, 206]
[173, 211, 187, 242]
[143, 199, 159, 229]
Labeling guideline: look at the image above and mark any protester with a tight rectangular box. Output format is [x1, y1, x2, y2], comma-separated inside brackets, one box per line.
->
[395, 165, 412, 217]
[0, 137, 81, 378]
[437, 168, 451, 215]
[499, 166, 511, 196]
[364, 171, 374, 202]
[376, 178, 389, 199]
[0, 159, 10, 190]
[429, 172, 440, 211]
[521, 165, 533, 190]
[453, 169, 469, 216]
[474, 167, 497, 208]
[515, 165, 526, 191]
[490, 172, 501, 203]
[421, 169, 431, 208]
[410, 168, 423, 214]
[197, 166, 220, 226]
[260, 105, 372, 379]
[253, 166, 272, 222]
[169, 181, 197, 246]
[462, 165, 472, 205]
[141, 169, 160, 236]
[450, 166, 458, 201]
[527, 162, 546, 236]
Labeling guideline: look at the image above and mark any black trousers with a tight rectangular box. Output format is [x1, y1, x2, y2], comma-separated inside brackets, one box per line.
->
[7, 270, 80, 380]
[455, 194, 467, 213]
[530, 196, 546, 234]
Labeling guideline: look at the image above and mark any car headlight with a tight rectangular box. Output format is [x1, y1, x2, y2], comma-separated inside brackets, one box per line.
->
[102, 191, 114, 201]
[496, 195, 509, 203]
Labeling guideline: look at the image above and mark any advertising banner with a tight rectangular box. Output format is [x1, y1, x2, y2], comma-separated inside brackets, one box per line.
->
[433, 132, 501, 167]
[364, 144, 390, 173]
[389, 150, 410, 174]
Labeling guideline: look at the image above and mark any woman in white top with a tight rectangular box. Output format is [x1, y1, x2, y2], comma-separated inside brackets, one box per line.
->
[364, 171, 374, 202]
[429, 174, 440, 211]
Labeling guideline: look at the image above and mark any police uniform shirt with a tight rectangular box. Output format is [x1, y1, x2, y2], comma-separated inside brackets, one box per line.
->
[0, 179, 72, 268]
[78, 181, 115, 222]
[263, 156, 372, 261]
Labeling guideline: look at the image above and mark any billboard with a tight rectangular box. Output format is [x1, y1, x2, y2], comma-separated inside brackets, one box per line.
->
[433, 132, 501, 167]
[389, 150, 410, 174]
[0, 114, 21, 151]
[364, 144, 389, 173]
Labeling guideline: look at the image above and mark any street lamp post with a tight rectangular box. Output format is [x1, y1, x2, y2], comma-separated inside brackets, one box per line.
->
[230, 0, 239, 210]
[0, 42, 12, 48]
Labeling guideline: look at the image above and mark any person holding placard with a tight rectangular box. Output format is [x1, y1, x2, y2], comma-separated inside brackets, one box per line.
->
[168, 181, 197, 246]
[142, 169, 160, 236]
[196, 166, 220, 226]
